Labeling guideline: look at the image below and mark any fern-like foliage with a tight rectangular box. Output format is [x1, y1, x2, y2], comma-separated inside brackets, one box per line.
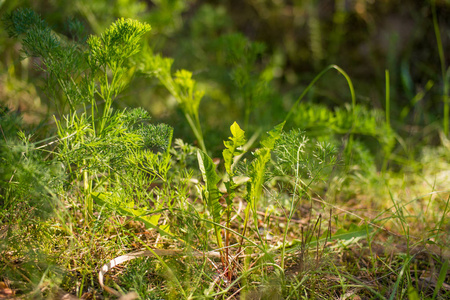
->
[197, 149, 224, 249]
[3, 9, 90, 112]
[197, 150, 222, 221]
[87, 18, 151, 71]
[58, 108, 172, 176]
[0, 106, 63, 219]
[3, 8, 46, 37]
[273, 128, 338, 189]
[291, 102, 395, 173]
[248, 121, 285, 209]
[86, 17, 152, 133]
[3, 10, 173, 220]
[121, 107, 173, 153]
[3, 8, 56, 57]
[239, 122, 285, 241]
[292, 102, 394, 144]
[4, 9, 152, 122]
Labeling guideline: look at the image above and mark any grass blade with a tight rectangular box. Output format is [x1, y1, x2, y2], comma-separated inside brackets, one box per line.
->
[432, 259, 449, 299]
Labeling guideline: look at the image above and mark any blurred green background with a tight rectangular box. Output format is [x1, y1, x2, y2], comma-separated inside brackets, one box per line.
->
[1, 0, 449, 158]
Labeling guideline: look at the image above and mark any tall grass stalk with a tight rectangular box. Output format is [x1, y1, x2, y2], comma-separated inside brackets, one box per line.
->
[383, 69, 391, 172]
[388, 255, 415, 300]
[432, 259, 449, 300]
[284, 65, 356, 160]
[285, 64, 356, 124]
[385, 69, 391, 129]
[386, 183, 410, 247]
[141, 245, 188, 299]
[185, 112, 206, 153]
[432, 0, 449, 136]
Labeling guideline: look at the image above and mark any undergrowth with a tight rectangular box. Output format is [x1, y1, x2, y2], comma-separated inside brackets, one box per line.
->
[0, 7, 449, 300]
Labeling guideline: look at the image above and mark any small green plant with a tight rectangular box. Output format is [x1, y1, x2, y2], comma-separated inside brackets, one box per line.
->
[3, 9, 173, 221]
[141, 53, 207, 152]
[194, 121, 283, 289]
[0, 105, 63, 219]
[193, 120, 348, 297]
[222, 121, 246, 277]
[215, 33, 275, 129]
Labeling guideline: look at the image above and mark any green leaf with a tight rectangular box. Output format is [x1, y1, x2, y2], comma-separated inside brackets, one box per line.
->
[432, 259, 449, 299]
[174, 69, 204, 116]
[241, 121, 285, 240]
[197, 150, 222, 223]
[142, 53, 206, 151]
[260, 121, 285, 149]
[249, 121, 285, 209]
[197, 150, 224, 249]
[223, 121, 246, 175]
[143, 56, 205, 117]
[147, 214, 161, 227]
[407, 286, 420, 300]
[389, 255, 414, 300]
[330, 224, 372, 241]
[287, 224, 373, 250]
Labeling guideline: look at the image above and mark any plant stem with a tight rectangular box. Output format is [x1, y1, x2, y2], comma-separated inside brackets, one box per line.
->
[280, 145, 302, 271]
[382, 69, 392, 172]
[432, 0, 449, 136]
[385, 69, 391, 129]
[185, 112, 206, 153]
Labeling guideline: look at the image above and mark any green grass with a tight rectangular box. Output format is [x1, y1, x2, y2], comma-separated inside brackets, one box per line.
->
[1, 5, 449, 300]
